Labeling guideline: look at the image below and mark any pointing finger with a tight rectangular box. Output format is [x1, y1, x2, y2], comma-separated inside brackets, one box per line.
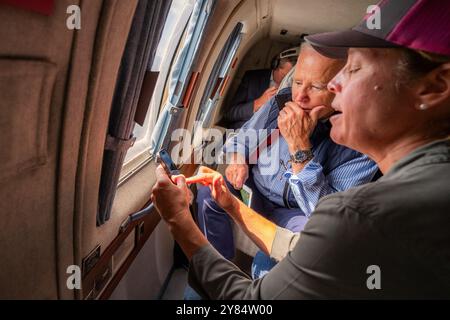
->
[186, 173, 216, 185]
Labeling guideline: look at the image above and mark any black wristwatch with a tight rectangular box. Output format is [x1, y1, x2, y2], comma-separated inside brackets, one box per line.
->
[290, 149, 314, 164]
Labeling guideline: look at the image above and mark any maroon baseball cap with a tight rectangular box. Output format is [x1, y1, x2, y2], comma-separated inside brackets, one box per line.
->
[305, 0, 450, 59]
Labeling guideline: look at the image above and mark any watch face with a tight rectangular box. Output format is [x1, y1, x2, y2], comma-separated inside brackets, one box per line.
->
[291, 150, 313, 163]
[294, 151, 306, 162]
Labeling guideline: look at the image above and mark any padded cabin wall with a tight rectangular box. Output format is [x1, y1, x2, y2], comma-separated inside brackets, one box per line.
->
[59, 0, 140, 300]
[108, 217, 173, 300]
[74, 0, 138, 298]
[0, 0, 79, 299]
[56, 0, 104, 299]
[0, 0, 138, 299]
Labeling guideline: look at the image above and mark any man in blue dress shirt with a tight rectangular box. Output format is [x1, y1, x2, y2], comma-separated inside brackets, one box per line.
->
[195, 44, 378, 275]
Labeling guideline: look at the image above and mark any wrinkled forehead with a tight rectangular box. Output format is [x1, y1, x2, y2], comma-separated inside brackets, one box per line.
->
[295, 50, 345, 83]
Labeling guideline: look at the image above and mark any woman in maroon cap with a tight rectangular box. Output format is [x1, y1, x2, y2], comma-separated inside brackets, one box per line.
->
[151, 0, 450, 299]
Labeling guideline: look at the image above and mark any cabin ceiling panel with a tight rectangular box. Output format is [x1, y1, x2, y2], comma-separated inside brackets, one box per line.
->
[270, 0, 374, 42]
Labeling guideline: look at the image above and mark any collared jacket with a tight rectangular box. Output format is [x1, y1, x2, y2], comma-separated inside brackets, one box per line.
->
[189, 139, 450, 299]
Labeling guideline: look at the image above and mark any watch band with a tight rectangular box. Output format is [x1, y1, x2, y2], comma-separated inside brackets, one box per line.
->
[290, 149, 314, 164]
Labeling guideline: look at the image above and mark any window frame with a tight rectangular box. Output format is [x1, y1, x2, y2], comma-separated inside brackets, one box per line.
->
[119, 0, 197, 185]
[195, 22, 243, 131]
[97, 0, 173, 225]
[191, 22, 244, 153]
[148, 0, 217, 157]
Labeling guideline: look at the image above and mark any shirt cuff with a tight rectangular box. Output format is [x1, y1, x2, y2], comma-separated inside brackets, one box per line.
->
[270, 226, 300, 262]
[287, 160, 323, 185]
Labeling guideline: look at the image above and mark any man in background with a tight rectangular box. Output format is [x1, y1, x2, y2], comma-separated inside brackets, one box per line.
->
[222, 47, 299, 129]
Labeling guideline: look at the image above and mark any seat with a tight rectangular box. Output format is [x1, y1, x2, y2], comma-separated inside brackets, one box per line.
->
[277, 63, 296, 93]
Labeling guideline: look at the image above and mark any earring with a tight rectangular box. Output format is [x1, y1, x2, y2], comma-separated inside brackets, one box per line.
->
[419, 103, 429, 110]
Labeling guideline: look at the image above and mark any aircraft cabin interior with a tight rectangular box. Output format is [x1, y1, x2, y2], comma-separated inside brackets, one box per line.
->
[2, 0, 445, 301]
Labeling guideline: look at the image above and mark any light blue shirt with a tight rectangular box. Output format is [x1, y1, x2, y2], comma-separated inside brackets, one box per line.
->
[223, 88, 378, 217]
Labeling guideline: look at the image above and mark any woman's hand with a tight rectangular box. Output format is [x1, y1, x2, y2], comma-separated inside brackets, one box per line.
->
[187, 166, 238, 213]
[151, 165, 191, 224]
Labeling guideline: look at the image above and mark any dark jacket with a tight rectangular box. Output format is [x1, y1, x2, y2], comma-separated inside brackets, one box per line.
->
[188, 140, 450, 299]
[222, 69, 272, 129]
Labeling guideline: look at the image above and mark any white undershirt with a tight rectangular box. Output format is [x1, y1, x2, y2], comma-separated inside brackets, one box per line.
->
[269, 71, 277, 88]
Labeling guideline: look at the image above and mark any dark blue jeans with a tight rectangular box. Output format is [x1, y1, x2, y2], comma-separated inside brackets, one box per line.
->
[195, 174, 308, 260]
